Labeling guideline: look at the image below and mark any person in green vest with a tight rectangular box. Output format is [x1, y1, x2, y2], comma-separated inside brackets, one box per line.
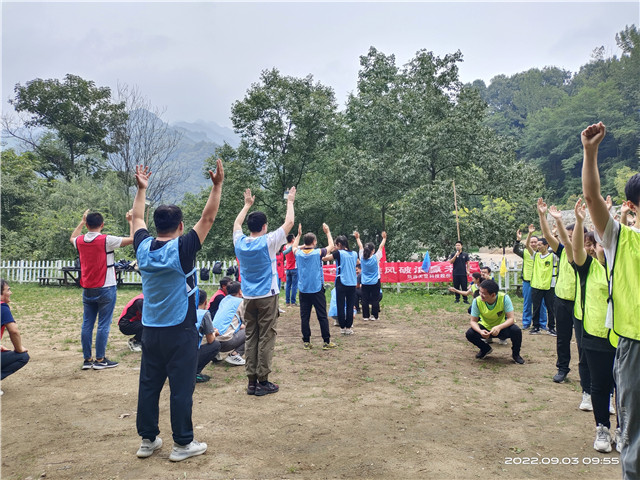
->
[513, 229, 548, 330]
[581, 121, 640, 478]
[572, 198, 620, 453]
[464, 279, 524, 364]
[525, 224, 556, 335]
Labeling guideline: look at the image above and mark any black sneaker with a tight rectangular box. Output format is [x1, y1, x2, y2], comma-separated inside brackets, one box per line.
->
[475, 347, 493, 359]
[82, 359, 93, 370]
[548, 328, 558, 337]
[195, 373, 210, 383]
[529, 327, 541, 335]
[512, 354, 525, 364]
[463, 299, 469, 304]
[553, 370, 568, 383]
[92, 358, 119, 370]
[255, 381, 279, 396]
[247, 381, 257, 395]
[454, 299, 460, 304]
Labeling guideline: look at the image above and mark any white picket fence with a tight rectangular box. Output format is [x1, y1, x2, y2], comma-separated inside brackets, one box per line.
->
[0, 259, 238, 287]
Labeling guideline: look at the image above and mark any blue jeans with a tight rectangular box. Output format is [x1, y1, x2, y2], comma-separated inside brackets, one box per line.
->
[82, 286, 117, 360]
[614, 338, 640, 480]
[1, 350, 30, 380]
[521, 280, 547, 328]
[285, 269, 298, 305]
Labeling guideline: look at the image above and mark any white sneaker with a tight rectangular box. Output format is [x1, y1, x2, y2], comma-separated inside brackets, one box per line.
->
[594, 424, 612, 453]
[341, 328, 347, 335]
[137, 437, 162, 458]
[362, 317, 370, 321]
[225, 354, 245, 366]
[344, 328, 354, 335]
[278, 308, 286, 314]
[370, 317, 378, 321]
[579, 392, 593, 411]
[498, 339, 508, 345]
[128, 338, 142, 352]
[169, 440, 207, 462]
[333, 320, 339, 326]
[614, 427, 623, 453]
[609, 394, 616, 415]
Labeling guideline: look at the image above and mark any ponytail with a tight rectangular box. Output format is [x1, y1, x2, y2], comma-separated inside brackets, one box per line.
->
[363, 242, 375, 260]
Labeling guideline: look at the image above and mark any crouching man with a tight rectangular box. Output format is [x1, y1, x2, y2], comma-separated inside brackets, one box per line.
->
[465, 279, 524, 364]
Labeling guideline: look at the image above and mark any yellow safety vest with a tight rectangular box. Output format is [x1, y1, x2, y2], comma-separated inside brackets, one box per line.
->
[555, 248, 576, 301]
[531, 252, 554, 290]
[610, 225, 640, 341]
[577, 258, 609, 339]
[476, 292, 507, 330]
[522, 249, 534, 282]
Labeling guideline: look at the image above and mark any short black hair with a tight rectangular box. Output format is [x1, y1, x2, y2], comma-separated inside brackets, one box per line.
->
[539, 238, 549, 246]
[286, 234, 295, 243]
[455, 240, 463, 246]
[227, 281, 241, 296]
[479, 279, 499, 295]
[625, 173, 640, 207]
[154, 205, 183, 235]
[247, 211, 267, 233]
[481, 266, 491, 273]
[86, 212, 104, 228]
[472, 272, 482, 280]
[303, 232, 316, 246]
[1, 279, 8, 295]
[198, 289, 208, 306]
[220, 276, 231, 288]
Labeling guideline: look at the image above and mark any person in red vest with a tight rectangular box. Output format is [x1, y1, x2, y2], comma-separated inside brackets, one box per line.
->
[70, 209, 133, 370]
[283, 234, 299, 306]
[119, 293, 144, 352]
[207, 276, 231, 320]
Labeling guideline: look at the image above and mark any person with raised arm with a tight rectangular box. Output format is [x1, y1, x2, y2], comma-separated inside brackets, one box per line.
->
[447, 241, 470, 304]
[581, 121, 640, 478]
[355, 231, 386, 321]
[233, 187, 295, 397]
[323, 234, 358, 335]
[132, 159, 224, 462]
[525, 222, 556, 336]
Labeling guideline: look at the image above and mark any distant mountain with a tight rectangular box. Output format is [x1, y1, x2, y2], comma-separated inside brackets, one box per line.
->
[171, 120, 240, 148]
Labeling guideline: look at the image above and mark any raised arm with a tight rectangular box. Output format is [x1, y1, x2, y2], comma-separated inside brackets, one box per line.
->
[323, 223, 334, 251]
[193, 158, 225, 244]
[70, 209, 90, 244]
[233, 189, 255, 233]
[354, 231, 363, 252]
[513, 229, 524, 258]
[581, 122, 609, 237]
[377, 231, 387, 255]
[620, 201, 631, 227]
[525, 224, 535, 256]
[537, 198, 560, 252]
[280, 187, 296, 235]
[572, 198, 588, 267]
[120, 209, 134, 247]
[132, 165, 151, 234]
[291, 223, 302, 254]
[548, 205, 573, 263]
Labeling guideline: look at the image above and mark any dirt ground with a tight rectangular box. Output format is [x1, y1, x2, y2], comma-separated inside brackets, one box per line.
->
[1, 285, 621, 480]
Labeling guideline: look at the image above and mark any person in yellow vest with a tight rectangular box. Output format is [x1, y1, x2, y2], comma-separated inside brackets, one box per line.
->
[525, 224, 556, 335]
[464, 279, 524, 364]
[581, 121, 640, 478]
[572, 198, 620, 453]
[544, 203, 592, 394]
[513, 229, 548, 330]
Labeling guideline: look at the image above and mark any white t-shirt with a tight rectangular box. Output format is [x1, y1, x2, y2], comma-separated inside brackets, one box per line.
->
[233, 227, 286, 300]
[73, 232, 124, 287]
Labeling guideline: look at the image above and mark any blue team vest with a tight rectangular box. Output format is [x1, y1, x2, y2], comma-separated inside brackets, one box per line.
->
[212, 295, 243, 335]
[360, 254, 380, 285]
[137, 236, 198, 327]
[296, 248, 325, 293]
[234, 234, 275, 297]
[337, 250, 358, 286]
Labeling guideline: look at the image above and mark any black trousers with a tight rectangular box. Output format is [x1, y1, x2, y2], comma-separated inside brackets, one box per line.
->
[452, 274, 469, 302]
[466, 324, 522, 356]
[361, 281, 381, 319]
[197, 339, 221, 374]
[336, 281, 356, 329]
[555, 298, 574, 373]
[573, 318, 592, 394]
[584, 346, 616, 428]
[531, 287, 556, 330]
[119, 318, 143, 342]
[299, 289, 331, 343]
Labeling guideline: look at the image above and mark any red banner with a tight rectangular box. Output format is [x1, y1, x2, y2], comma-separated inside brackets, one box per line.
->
[323, 261, 480, 284]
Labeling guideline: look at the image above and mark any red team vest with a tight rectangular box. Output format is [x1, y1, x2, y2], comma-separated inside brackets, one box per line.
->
[285, 248, 296, 270]
[76, 234, 113, 288]
[119, 294, 144, 323]
[207, 289, 226, 310]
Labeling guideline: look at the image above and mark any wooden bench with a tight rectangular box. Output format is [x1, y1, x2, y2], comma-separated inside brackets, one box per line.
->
[38, 276, 66, 286]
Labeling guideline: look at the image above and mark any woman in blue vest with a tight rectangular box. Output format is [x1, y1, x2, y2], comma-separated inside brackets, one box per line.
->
[354, 231, 386, 321]
[323, 235, 358, 335]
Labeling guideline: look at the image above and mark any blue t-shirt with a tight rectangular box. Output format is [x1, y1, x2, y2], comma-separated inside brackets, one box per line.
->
[470, 294, 514, 318]
[1, 302, 15, 327]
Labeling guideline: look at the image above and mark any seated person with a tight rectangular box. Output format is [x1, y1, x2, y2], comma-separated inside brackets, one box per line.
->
[449, 272, 482, 302]
[118, 293, 144, 352]
[207, 276, 231, 319]
[196, 289, 221, 383]
[481, 266, 493, 280]
[1, 279, 30, 392]
[354, 264, 362, 314]
[464, 279, 524, 364]
[211, 281, 246, 366]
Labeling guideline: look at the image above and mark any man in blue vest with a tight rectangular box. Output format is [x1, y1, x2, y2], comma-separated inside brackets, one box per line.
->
[582, 121, 640, 479]
[233, 187, 296, 397]
[70, 209, 133, 370]
[131, 159, 224, 462]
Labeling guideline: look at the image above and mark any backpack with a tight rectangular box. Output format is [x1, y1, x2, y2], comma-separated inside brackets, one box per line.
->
[200, 267, 210, 281]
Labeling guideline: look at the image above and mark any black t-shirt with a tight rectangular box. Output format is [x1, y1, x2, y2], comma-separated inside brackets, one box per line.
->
[134, 229, 201, 325]
[573, 256, 615, 353]
[448, 251, 470, 275]
[208, 293, 225, 319]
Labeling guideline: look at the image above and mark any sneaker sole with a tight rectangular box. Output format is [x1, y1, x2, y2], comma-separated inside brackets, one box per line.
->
[169, 448, 207, 462]
[137, 439, 162, 458]
[92, 364, 119, 370]
[82, 364, 93, 370]
[254, 388, 279, 397]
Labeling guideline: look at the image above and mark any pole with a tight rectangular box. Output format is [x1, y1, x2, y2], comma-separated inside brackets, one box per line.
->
[453, 180, 461, 241]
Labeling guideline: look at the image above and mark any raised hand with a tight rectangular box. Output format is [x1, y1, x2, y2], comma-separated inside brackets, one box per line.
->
[209, 158, 224, 186]
[126, 209, 133, 222]
[82, 209, 90, 224]
[353, 231, 360, 239]
[581, 122, 606, 149]
[537, 197, 547, 216]
[381, 231, 387, 239]
[621, 200, 632, 215]
[548, 205, 562, 220]
[516, 229, 522, 241]
[243, 188, 255, 207]
[605, 195, 613, 211]
[322, 223, 330, 234]
[574, 198, 586, 222]
[287, 186, 296, 203]
[528, 224, 535, 234]
[135, 165, 151, 189]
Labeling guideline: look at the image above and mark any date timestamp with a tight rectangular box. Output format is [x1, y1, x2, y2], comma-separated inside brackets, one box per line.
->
[504, 457, 619, 465]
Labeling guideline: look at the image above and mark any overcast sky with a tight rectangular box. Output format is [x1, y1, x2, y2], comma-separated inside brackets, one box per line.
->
[2, 1, 637, 128]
